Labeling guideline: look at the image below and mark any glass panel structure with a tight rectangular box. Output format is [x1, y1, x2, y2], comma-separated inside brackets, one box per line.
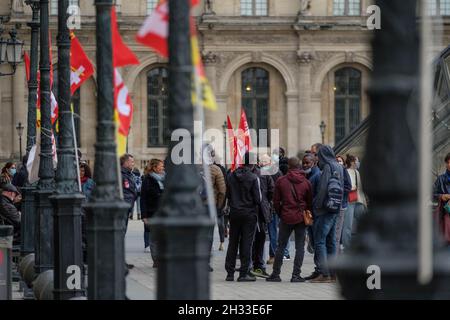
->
[147, 67, 169, 147]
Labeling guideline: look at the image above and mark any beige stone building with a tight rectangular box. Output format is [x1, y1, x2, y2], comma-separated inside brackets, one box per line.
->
[1, 0, 449, 167]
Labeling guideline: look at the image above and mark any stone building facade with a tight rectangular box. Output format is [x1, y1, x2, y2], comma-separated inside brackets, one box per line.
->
[1, 0, 449, 167]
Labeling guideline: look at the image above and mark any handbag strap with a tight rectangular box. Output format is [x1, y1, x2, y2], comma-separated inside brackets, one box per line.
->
[289, 182, 302, 211]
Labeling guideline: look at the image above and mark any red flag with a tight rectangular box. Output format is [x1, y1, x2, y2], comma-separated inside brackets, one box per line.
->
[111, 6, 139, 155]
[70, 32, 94, 94]
[24, 52, 30, 82]
[136, 0, 200, 57]
[111, 7, 139, 67]
[227, 115, 238, 171]
[236, 109, 252, 167]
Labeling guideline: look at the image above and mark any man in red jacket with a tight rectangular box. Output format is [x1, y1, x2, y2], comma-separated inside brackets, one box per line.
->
[266, 157, 313, 282]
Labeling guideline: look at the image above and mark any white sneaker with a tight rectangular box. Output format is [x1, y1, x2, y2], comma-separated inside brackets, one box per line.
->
[144, 247, 151, 253]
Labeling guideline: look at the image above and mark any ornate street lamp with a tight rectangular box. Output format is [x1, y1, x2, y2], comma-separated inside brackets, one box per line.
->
[19, 0, 40, 300]
[33, 0, 56, 299]
[15, 122, 24, 160]
[334, 0, 450, 299]
[84, 0, 129, 300]
[0, 22, 24, 76]
[319, 121, 326, 144]
[49, 0, 85, 300]
[150, 0, 213, 300]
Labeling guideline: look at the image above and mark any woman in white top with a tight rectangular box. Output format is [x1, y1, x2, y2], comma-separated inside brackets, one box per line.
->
[341, 154, 367, 250]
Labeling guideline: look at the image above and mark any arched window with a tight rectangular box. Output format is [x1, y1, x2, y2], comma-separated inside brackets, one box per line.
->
[333, 0, 360, 16]
[241, 67, 269, 134]
[147, 0, 158, 14]
[334, 67, 362, 144]
[147, 67, 169, 147]
[428, 0, 450, 15]
[241, 0, 268, 16]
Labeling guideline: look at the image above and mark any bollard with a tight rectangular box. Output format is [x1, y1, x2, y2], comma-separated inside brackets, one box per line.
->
[19, 253, 36, 299]
[0, 226, 14, 300]
[33, 269, 53, 300]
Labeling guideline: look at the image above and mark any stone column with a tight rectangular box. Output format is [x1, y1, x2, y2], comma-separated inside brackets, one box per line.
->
[285, 93, 299, 157]
[12, 63, 26, 159]
[202, 51, 220, 131]
[297, 51, 319, 151]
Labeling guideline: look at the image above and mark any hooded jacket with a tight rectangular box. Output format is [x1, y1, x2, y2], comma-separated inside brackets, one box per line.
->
[313, 145, 344, 216]
[0, 195, 21, 242]
[273, 168, 312, 225]
[226, 166, 262, 216]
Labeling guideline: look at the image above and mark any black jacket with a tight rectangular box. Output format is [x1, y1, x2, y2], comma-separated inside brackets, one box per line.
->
[121, 167, 138, 205]
[0, 195, 21, 242]
[140, 174, 164, 219]
[226, 166, 262, 217]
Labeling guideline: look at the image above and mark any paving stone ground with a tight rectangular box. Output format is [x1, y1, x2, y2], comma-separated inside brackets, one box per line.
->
[125, 219, 341, 300]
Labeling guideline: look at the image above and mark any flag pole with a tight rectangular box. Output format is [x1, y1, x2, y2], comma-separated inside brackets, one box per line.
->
[71, 105, 82, 192]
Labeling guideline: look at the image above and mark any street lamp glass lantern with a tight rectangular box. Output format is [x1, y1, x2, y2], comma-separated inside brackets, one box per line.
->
[319, 121, 326, 135]
[16, 122, 24, 138]
[6, 32, 24, 65]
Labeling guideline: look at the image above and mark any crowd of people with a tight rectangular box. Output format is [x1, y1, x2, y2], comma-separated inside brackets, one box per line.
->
[1, 145, 450, 285]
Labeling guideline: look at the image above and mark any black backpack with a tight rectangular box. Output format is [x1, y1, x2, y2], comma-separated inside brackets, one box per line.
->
[325, 165, 344, 213]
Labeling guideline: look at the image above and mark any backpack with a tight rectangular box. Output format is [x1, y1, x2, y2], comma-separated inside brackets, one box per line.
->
[326, 165, 344, 213]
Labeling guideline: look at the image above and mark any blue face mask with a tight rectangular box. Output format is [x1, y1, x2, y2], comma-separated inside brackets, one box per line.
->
[9, 168, 16, 176]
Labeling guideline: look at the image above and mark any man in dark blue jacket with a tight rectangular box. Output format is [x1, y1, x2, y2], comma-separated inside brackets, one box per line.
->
[120, 154, 138, 270]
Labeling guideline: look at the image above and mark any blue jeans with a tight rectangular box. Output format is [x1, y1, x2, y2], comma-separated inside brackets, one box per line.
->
[268, 214, 290, 258]
[342, 203, 356, 250]
[314, 212, 338, 277]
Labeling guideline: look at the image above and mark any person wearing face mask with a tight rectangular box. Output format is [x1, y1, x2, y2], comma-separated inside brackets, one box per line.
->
[0, 183, 21, 244]
[341, 154, 367, 252]
[1, 162, 17, 187]
[335, 155, 352, 253]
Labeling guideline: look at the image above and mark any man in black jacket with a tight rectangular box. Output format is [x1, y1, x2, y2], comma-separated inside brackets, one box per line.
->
[225, 152, 262, 282]
[0, 184, 21, 244]
[120, 154, 138, 269]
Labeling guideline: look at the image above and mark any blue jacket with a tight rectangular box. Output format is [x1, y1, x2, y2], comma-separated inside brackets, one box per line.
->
[121, 167, 138, 205]
[341, 168, 352, 209]
[81, 178, 95, 201]
[306, 165, 321, 198]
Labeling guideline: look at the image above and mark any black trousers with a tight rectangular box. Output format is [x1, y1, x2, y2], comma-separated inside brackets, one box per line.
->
[251, 220, 266, 270]
[225, 213, 257, 276]
[272, 221, 306, 277]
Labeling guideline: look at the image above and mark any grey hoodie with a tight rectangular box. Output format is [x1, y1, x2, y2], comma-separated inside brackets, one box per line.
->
[313, 145, 344, 216]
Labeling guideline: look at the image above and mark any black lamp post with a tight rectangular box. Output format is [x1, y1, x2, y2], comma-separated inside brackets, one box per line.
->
[0, 22, 24, 77]
[150, 0, 213, 299]
[49, 0, 85, 300]
[319, 121, 326, 144]
[334, 0, 450, 299]
[16, 122, 24, 160]
[84, 0, 129, 300]
[19, 2, 40, 299]
[33, 0, 55, 284]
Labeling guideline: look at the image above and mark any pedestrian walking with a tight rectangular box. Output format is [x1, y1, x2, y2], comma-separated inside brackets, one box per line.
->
[80, 162, 95, 264]
[12, 155, 29, 188]
[434, 152, 450, 246]
[309, 145, 344, 283]
[335, 155, 352, 253]
[120, 153, 138, 270]
[225, 152, 261, 282]
[140, 159, 165, 267]
[341, 154, 367, 251]
[266, 157, 312, 282]
[132, 167, 142, 220]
